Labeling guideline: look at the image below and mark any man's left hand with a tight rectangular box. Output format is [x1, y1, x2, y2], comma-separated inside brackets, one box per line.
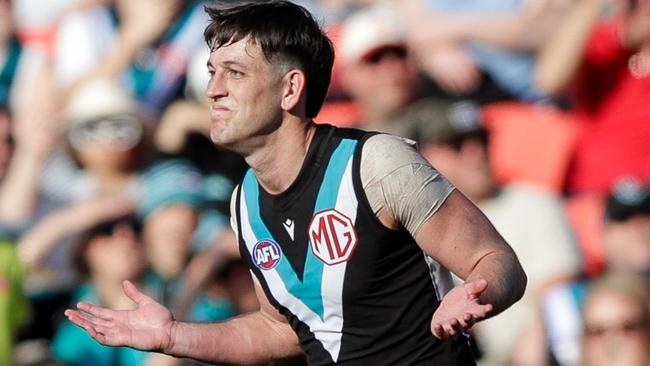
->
[431, 278, 493, 339]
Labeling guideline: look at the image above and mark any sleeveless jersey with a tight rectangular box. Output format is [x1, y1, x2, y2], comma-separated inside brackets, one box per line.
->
[235, 125, 475, 365]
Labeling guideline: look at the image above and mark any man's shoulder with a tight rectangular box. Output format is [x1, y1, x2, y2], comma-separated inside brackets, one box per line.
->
[360, 133, 424, 177]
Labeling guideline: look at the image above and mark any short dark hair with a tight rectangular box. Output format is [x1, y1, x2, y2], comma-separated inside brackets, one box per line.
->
[73, 215, 142, 277]
[204, 0, 334, 118]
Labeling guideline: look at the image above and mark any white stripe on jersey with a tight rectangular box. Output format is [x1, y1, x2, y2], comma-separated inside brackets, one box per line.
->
[239, 157, 357, 362]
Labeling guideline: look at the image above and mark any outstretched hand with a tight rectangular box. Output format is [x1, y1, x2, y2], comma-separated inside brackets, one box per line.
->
[431, 278, 493, 339]
[65, 280, 176, 352]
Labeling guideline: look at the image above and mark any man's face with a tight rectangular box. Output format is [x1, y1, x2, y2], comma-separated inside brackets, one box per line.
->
[206, 38, 286, 154]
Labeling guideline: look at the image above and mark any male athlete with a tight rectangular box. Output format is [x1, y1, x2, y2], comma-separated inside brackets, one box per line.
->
[65, 2, 527, 365]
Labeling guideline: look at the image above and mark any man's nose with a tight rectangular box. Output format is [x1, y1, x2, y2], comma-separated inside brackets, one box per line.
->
[206, 73, 227, 99]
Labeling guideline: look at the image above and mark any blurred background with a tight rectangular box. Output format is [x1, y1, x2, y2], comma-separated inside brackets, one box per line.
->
[0, 0, 649, 365]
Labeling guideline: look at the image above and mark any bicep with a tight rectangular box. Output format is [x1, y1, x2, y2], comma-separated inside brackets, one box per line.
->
[415, 189, 514, 280]
[251, 275, 303, 354]
[253, 275, 289, 324]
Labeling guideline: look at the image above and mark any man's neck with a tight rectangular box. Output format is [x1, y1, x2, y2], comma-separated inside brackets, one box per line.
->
[245, 119, 316, 195]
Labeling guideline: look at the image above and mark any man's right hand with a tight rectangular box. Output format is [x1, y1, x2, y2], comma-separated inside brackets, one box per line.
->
[65, 280, 176, 352]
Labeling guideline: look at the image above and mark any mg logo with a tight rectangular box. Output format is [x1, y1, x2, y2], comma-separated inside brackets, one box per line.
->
[252, 240, 282, 270]
[308, 209, 358, 265]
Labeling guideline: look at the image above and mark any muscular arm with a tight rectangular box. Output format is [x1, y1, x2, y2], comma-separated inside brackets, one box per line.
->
[68, 183, 303, 364]
[362, 134, 526, 337]
[66, 278, 304, 365]
[166, 279, 304, 365]
[414, 190, 526, 316]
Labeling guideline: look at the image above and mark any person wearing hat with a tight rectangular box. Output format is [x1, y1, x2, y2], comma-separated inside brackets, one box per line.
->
[420, 110, 580, 366]
[337, 4, 506, 142]
[65, 2, 527, 365]
[539, 178, 650, 366]
[337, 3, 423, 129]
[62, 77, 151, 198]
[11, 77, 152, 302]
[137, 158, 236, 324]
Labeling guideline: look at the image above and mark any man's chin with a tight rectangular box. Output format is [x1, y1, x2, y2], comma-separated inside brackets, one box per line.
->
[209, 130, 237, 151]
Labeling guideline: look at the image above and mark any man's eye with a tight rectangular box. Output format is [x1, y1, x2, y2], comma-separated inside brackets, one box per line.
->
[227, 69, 243, 78]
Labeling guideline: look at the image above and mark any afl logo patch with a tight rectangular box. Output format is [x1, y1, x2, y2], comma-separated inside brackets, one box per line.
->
[252, 240, 282, 270]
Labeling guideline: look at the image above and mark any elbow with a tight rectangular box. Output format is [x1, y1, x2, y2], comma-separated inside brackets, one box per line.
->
[512, 258, 528, 303]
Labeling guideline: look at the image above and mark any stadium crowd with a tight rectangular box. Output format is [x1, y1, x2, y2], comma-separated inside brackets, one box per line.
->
[0, 0, 648, 365]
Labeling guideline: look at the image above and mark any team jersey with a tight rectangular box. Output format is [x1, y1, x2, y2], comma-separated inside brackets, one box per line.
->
[234, 124, 475, 365]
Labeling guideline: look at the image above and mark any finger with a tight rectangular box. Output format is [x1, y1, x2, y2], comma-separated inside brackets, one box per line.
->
[432, 323, 445, 339]
[65, 310, 101, 339]
[458, 312, 476, 329]
[123, 280, 149, 304]
[67, 310, 121, 346]
[74, 309, 114, 328]
[467, 303, 494, 320]
[439, 324, 456, 338]
[76, 302, 115, 321]
[89, 326, 114, 346]
[464, 278, 488, 298]
[65, 309, 91, 328]
[444, 318, 460, 337]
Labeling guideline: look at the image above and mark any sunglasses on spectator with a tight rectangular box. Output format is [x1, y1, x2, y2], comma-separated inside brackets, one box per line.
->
[584, 319, 649, 338]
[363, 46, 408, 65]
[68, 115, 143, 151]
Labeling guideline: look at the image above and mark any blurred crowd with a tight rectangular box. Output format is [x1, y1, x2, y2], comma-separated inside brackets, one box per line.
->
[0, 0, 649, 365]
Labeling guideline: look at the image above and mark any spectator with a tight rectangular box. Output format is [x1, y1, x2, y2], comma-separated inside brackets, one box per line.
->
[535, 0, 650, 194]
[50, 214, 150, 366]
[542, 177, 650, 366]
[337, 3, 510, 134]
[338, 3, 423, 128]
[1, 76, 150, 241]
[16, 195, 134, 341]
[580, 272, 650, 366]
[419, 105, 581, 366]
[137, 159, 237, 323]
[12, 78, 149, 340]
[60, 77, 152, 198]
[12, 77, 151, 299]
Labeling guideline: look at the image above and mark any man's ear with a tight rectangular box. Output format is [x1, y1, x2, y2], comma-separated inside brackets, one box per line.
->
[280, 69, 306, 112]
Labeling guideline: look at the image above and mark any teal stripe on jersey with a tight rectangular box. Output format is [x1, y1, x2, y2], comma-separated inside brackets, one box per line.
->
[242, 138, 357, 321]
[243, 170, 325, 318]
[314, 139, 358, 212]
